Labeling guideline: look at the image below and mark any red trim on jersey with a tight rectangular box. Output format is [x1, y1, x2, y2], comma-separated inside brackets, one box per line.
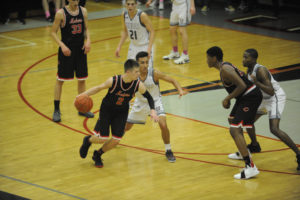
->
[243, 85, 256, 96]
[77, 76, 88, 80]
[57, 74, 74, 81]
[110, 75, 118, 93]
[134, 79, 140, 93]
[112, 134, 122, 140]
[120, 76, 135, 91]
[230, 120, 253, 128]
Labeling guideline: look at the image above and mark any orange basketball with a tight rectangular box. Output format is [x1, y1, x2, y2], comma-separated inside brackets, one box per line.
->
[74, 94, 93, 113]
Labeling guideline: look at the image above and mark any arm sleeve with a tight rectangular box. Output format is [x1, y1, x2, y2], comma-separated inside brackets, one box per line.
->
[142, 90, 155, 110]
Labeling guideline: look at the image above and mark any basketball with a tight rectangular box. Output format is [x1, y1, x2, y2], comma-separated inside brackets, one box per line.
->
[74, 94, 93, 113]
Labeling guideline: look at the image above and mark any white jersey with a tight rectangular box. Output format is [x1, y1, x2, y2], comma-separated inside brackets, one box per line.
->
[124, 9, 149, 46]
[127, 67, 164, 124]
[172, 0, 188, 5]
[135, 67, 161, 102]
[248, 63, 286, 119]
[248, 63, 281, 99]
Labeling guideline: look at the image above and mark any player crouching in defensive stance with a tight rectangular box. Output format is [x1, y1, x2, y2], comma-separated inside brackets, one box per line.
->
[125, 51, 188, 162]
[79, 59, 159, 168]
[206, 46, 263, 179]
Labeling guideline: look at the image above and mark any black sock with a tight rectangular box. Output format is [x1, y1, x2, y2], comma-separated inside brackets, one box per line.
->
[98, 148, 105, 156]
[54, 100, 60, 111]
[243, 156, 252, 167]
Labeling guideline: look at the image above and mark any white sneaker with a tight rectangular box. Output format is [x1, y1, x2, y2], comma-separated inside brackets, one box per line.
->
[159, 2, 164, 10]
[228, 152, 243, 160]
[163, 51, 180, 60]
[174, 54, 190, 64]
[228, 149, 251, 160]
[234, 164, 259, 179]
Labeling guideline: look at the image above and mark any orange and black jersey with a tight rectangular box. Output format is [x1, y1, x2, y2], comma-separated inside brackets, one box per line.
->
[220, 62, 255, 99]
[61, 6, 85, 47]
[101, 75, 140, 110]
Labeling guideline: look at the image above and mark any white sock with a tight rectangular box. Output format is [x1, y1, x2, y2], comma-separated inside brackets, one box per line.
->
[165, 144, 171, 151]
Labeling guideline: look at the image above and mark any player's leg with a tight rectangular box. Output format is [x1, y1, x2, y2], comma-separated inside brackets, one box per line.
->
[269, 118, 300, 160]
[124, 122, 134, 132]
[163, 8, 180, 60]
[174, 3, 191, 64]
[158, 116, 176, 162]
[230, 93, 262, 179]
[76, 48, 94, 118]
[245, 114, 263, 152]
[80, 104, 110, 159]
[53, 48, 74, 122]
[93, 110, 128, 167]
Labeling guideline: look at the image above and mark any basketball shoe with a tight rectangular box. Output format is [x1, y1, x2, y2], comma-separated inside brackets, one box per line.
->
[163, 51, 180, 60]
[166, 150, 176, 162]
[79, 135, 91, 158]
[92, 150, 103, 168]
[174, 54, 190, 64]
[228, 149, 251, 160]
[247, 142, 261, 153]
[234, 164, 259, 179]
[78, 112, 94, 118]
[52, 110, 61, 122]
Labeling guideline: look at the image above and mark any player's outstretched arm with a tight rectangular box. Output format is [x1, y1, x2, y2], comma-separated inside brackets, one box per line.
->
[138, 82, 159, 122]
[51, 10, 71, 56]
[115, 12, 129, 57]
[251, 67, 274, 96]
[154, 70, 188, 98]
[81, 77, 113, 96]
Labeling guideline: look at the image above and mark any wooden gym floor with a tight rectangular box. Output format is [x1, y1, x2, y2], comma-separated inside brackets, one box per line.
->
[0, 1, 300, 199]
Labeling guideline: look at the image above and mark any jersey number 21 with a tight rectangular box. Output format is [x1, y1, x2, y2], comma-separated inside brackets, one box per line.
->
[129, 30, 137, 40]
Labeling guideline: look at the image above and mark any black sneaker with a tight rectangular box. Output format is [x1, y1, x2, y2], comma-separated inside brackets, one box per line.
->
[92, 150, 103, 168]
[166, 150, 176, 163]
[78, 112, 94, 118]
[79, 135, 91, 158]
[297, 154, 300, 171]
[52, 110, 61, 122]
[46, 16, 53, 22]
[247, 142, 261, 153]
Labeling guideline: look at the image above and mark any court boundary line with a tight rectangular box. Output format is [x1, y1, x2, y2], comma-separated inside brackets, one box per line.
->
[0, 35, 36, 50]
[0, 174, 87, 200]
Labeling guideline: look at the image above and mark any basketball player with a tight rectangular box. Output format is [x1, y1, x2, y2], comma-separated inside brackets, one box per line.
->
[156, 0, 195, 64]
[115, 0, 155, 67]
[228, 49, 300, 171]
[125, 51, 188, 162]
[51, 0, 94, 122]
[79, 59, 159, 168]
[206, 46, 263, 179]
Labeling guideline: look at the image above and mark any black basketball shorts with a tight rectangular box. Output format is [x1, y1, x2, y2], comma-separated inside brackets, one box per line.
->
[93, 104, 129, 140]
[57, 46, 87, 80]
[229, 87, 263, 128]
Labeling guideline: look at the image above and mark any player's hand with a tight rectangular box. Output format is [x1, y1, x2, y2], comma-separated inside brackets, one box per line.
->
[146, 0, 151, 8]
[82, 41, 91, 54]
[178, 89, 189, 98]
[62, 45, 71, 56]
[115, 47, 121, 57]
[250, 74, 257, 83]
[222, 97, 231, 109]
[150, 109, 159, 122]
[190, 6, 196, 15]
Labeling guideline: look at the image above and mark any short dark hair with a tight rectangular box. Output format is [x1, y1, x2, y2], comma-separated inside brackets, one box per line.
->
[245, 48, 258, 59]
[206, 46, 223, 62]
[136, 51, 148, 61]
[124, 59, 139, 72]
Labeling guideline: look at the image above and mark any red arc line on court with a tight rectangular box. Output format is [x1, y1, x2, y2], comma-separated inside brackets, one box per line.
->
[17, 38, 300, 177]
